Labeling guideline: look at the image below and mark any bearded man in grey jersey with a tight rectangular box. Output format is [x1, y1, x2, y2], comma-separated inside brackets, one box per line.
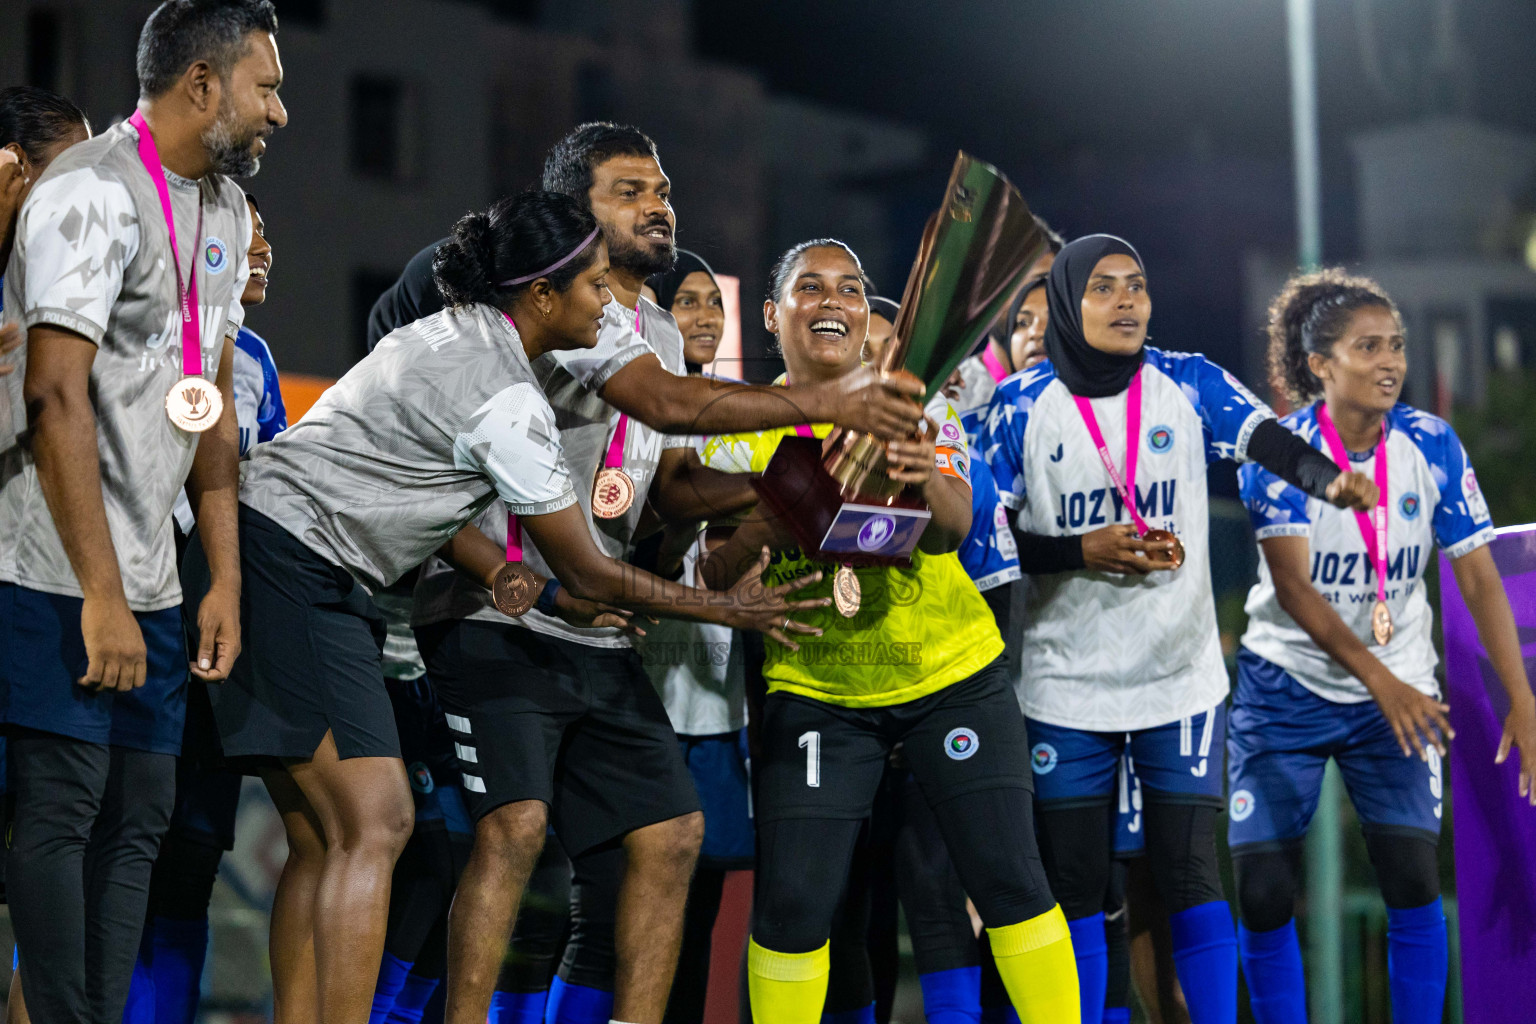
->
[0, 2, 286, 1020]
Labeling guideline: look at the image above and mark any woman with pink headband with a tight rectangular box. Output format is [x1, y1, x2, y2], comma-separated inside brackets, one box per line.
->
[196, 190, 825, 1022]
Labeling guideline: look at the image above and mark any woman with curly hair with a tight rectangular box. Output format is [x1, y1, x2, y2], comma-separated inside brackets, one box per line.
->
[1229, 268, 1536, 1024]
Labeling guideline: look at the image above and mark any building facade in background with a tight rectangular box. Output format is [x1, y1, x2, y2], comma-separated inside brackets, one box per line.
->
[0, 0, 925, 378]
[1244, 117, 1536, 415]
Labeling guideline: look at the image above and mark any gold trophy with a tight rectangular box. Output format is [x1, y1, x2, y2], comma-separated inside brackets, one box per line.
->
[753, 151, 1046, 565]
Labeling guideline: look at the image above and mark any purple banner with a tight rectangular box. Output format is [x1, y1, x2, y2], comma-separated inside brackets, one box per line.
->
[1440, 525, 1536, 1021]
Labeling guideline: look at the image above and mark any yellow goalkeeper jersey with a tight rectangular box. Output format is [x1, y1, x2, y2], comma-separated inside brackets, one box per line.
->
[700, 393, 1004, 708]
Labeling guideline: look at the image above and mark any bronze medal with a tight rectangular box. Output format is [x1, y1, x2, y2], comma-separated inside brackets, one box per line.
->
[591, 467, 635, 519]
[1142, 528, 1185, 571]
[492, 562, 538, 617]
[833, 564, 861, 618]
[1371, 599, 1394, 646]
[164, 376, 222, 433]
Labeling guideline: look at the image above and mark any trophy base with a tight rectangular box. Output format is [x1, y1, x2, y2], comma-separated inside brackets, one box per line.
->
[752, 437, 932, 567]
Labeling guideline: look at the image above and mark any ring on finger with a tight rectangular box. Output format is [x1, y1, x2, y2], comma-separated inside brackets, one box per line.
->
[783, 617, 791, 631]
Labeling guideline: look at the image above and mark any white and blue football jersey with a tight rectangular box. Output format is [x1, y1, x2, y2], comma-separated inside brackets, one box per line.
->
[173, 325, 287, 533]
[232, 326, 287, 453]
[979, 347, 1272, 731]
[958, 452, 1021, 593]
[1239, 403, 1493, 704]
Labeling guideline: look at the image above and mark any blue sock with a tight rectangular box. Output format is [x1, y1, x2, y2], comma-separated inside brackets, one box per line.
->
[490, 989, 550, 1024]
[386, 971, 440, 1024]
[1386, 899, 1447, 1024]
[544, 976, 613, 1024]
[370, 952, 413, 1024]
[1169, 901, 1238, 1024]
[1067, 913, 1108, 1024]
[1102, 1009, 1131, 1024]
[1237, 920, 1307, 1024]
[422, 975, 446, 1024]
[821, 1003, 875, 1024]
[148, 916, 210, 1024]
[122, 923, 157, 1024]
[919, 966, 982, 1024]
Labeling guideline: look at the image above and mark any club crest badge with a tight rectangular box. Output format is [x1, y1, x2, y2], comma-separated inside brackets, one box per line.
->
[945, 727, 979, 761]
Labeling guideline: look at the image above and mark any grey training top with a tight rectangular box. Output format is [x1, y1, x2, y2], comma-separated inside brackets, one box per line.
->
[239, 303, 584, 591]
[412, 296, 690, 648]
[0, 119, 249, 610]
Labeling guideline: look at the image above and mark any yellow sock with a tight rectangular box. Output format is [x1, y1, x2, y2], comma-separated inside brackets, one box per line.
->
[747, 937, 830, 1024]
[987, 904, 1082, 1024]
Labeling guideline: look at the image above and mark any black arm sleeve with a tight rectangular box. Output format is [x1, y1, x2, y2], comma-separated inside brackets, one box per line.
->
[1009, 526, 1085, 574]
[1245, 417, 1340, 501]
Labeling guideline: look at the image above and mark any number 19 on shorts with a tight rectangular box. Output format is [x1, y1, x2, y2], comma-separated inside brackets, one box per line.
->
[799, 730, 821, 788]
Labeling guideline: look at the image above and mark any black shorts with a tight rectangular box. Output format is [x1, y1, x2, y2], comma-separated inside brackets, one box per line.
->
[165, 680, 242, 849]
[203, 505, 398, 768]
[415, 619, 700, 856]
[755, 657, 1031, 824]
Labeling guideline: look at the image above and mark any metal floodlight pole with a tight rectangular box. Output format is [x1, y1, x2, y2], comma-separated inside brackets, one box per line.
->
[1288, 0, 1345, 1020]
[1289, 0, 1323, 270]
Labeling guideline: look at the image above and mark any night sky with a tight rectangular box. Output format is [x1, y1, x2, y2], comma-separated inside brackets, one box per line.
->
[695, 0, 1536, 380]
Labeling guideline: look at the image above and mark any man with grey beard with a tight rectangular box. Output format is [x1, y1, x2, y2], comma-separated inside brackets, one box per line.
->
[0, 2, 285, 1020]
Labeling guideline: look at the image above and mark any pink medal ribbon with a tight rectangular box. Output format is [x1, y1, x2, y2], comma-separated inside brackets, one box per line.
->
[505, 513, 524, 562]
[129, 111, 222, 433]
[784, 370, 815, 439]
[591, 413, 634, 519]
[1315, 403, 1394, 644]
[491, 511, 537, 617]
[591, 304, 648, 518]
[780, 382, 857, 613]
[485, 311, 539, 615]
[1073, 367, 1184, 569]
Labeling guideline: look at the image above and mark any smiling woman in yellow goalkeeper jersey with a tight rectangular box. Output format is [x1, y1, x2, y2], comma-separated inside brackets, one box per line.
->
[700, 238, 1080, 1024]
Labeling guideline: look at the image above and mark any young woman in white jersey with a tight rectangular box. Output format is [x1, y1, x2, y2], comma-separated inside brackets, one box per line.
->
[1228, 269, 1536, 1024]
[979, 234, 1376, 1024]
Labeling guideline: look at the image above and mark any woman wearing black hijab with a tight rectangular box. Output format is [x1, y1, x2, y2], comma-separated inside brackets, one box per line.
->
[978, 234, 1376, 1024]
[638, 249, 758, 1024]
[649, 249, 724, 374]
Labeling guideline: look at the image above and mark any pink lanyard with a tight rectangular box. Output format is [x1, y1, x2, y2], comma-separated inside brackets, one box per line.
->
[1073, 367, 1149, 535]
[1316, 404, 1390, 605]
[498, 309, 527, 557]
[128, 111, 203, 378]
[599, 303, 646, 471]
[506, 513, 524, 562]
[603, 414, 629, 469]
[783, 373, 815, 439]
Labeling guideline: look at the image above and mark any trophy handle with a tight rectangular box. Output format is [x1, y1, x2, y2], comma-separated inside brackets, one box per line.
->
[825, 431, 896, 500]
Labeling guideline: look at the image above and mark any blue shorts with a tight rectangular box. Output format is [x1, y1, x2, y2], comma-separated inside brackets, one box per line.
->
[681, 730, 754, 868]
[1027, 704, 1226, 808]
[1227, 649, 1443, 850]
[0, 582, 187, 754]
[1113, 751, 1146, 857]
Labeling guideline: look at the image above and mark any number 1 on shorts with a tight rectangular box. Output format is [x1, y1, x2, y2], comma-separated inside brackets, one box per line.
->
[798, 730, 821, 788]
